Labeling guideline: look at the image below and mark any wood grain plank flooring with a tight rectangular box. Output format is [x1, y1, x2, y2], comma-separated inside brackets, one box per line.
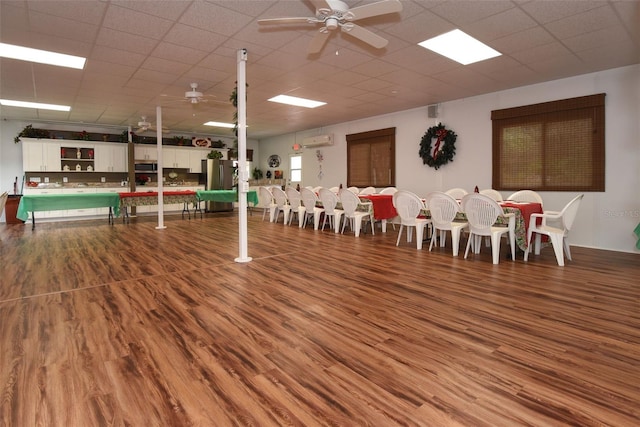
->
[1, 213, 639, 426]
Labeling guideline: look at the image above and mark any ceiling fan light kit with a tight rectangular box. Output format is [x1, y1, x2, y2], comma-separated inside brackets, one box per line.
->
[258, 0, 402, 54]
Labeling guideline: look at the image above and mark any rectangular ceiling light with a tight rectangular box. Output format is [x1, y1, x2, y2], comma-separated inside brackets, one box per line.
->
[418, 29, 501, 65]
[203, 121, 235, 128]
[0, 43, 86, 69]
[0, 99, 71, 111]
[268, 95, 326, 108]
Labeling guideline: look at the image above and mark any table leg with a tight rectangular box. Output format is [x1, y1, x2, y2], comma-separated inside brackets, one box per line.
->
[31, 211, 35, 230]
[108, 207, 113, 225]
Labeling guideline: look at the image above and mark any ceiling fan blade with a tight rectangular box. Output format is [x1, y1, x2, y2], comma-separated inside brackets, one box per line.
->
[308, 30, 331, 54]
[342, 23, 389, 49]
[258, 17, 316, 25]
[349, 0, 403, 21]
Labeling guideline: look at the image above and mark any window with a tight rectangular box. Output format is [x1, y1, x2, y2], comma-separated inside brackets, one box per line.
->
[346, 127, 395, 187]
[290, 154, 302, 183]
[492, 93, 605, 191]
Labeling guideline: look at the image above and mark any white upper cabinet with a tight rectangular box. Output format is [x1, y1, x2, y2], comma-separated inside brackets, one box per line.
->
[163, 147, 191, 169]
[95, 143, 127, 172]
[134, 144, 158, 161]
[22, 139, 61, 172]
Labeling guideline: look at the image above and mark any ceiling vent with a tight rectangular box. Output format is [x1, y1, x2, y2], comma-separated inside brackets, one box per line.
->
[302, 134, 333, 147]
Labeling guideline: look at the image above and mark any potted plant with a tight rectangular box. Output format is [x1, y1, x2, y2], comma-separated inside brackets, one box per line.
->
[252, 167, 263, 180]
[211, 139, 226, 148]
[173, 135, 188, 146]
[14, 124, 50, 143]
[207, 150, 223, 159]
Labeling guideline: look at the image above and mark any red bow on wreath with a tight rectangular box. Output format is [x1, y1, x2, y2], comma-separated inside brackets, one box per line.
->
[433, 128, 448, 160]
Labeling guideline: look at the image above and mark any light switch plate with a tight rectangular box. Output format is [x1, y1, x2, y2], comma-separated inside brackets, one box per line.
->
[63, 177, 68, 183]
[44, 177, 50, 183]
[101, 177, 106, 183]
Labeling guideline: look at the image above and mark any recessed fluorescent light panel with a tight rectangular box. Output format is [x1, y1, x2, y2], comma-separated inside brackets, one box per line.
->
[203, 121, 235, 128]
[0, 43, 86, 69]
[0, 99, 71, 112]
[418, 29, 501, 65]
[268, 95, 326, 108]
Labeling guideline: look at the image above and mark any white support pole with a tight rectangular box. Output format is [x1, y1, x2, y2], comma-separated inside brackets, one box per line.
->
[155, 105, 166, 230]
[235, 48, 251, 263]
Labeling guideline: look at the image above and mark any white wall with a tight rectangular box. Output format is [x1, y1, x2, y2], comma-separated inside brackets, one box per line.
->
[257, 65, 640, 253]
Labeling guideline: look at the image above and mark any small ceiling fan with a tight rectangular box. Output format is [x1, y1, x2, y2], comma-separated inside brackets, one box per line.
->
[160, 82, 226, 106]
[258, 0, 402, 54]
[134, 116, 168, 134]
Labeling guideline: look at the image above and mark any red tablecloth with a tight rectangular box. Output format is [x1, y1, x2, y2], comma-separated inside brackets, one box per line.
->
[500, 201, 542, 236]
[359, 194, 397, 220]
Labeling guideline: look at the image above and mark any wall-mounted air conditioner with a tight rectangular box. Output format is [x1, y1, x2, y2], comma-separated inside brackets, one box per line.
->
[302, 134, 333, 147]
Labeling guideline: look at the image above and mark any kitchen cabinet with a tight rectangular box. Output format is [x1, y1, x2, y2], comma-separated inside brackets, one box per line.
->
[95, 143, 127, 172]
[62, 188, 98, 217]
[22, 187, 64, 218]
[189, 148, 210, 173]
[135, 145, 158, 161]
[22, 139, 60, 172]
[163, 147, 190, 169]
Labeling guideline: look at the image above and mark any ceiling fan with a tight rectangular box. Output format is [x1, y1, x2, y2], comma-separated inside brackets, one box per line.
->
[160, 82, 226, 106]
[258, 0, 403, 54]
[134, 116, 168, 134]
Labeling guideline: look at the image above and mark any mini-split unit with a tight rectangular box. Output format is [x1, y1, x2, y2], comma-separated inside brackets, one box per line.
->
[302, 134, 334, 147]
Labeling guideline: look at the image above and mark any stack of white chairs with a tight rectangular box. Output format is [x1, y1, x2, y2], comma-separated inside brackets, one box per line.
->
[392, 190, 430, 249]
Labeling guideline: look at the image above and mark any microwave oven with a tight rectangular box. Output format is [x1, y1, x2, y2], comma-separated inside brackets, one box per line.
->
[134, 162, 158, 172]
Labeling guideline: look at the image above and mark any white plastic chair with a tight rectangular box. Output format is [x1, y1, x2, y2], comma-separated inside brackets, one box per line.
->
[347, 186, 360, 195]
[359, 186, 376, 195]
[445, 188, 468, 200]
[461, 193, 515, 264]
[524, 194, 584, 266]
[507, 190, 543, 206]
[318, 187, 343, 233]
[479, 188, 503, 202]
[379, 187, 398, 195]
[285, 187, 305, 226]
[270, 186, 291, 224]
[339, 189, 374, 237]
[257, 186, 276, 221]
[392, 190, 430, 249]
[424, 191, 468, 256]
[329, 186, 340, 194]
[300, 187, 324, 230]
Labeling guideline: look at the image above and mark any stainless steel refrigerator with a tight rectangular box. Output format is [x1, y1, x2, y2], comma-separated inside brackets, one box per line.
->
[201, 159, 235, 212]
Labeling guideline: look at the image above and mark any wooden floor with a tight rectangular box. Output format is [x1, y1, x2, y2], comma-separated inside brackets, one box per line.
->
[1, 212, 638, 426]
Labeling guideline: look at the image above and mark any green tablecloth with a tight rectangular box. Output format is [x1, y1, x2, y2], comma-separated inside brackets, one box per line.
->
[17, 193, 121, 221]
[635, 222, 640, 250]
[196, 190, 258, 206]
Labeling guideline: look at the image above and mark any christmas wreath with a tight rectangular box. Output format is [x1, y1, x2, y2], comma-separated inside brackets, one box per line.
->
[419, 123, 457, 170]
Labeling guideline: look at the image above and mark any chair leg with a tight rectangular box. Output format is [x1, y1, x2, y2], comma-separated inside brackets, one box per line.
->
[564, 237, 572, 261]
[354, 219, 362, 237]
[549, 233, 565, 266]
[416, 224, 425, 250]
[464, 233, 473, 259]
[396, 225, 403, 246]
[429, 228, 437, 252]
[451, 228, 462, 257]
[490, 233, 502, 264]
